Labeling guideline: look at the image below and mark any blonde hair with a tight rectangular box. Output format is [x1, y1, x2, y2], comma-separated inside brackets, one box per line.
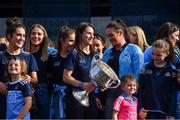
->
[6, 58, 28, 81]
[152, 39, 170, 55]
[127, 26, 149, 52]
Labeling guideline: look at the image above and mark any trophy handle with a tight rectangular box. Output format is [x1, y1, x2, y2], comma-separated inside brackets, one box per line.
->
[91, 48, 102, 69]
[107, 79, 121, 88]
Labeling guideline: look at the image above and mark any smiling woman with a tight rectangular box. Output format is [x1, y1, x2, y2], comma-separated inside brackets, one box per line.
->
[0, 22, 38, 119]
[24, 24, 55, 119]
[48, 26, 75, 119]
[63, 22, 98, 119]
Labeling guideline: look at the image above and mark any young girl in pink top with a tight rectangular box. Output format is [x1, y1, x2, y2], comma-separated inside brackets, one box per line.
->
[112, 74, 137, 120]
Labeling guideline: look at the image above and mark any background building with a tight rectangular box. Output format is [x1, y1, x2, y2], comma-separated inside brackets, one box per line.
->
[0, 0, 179, 44]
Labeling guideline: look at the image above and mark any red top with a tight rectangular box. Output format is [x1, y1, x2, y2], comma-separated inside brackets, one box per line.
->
[113, 94, 137, 120]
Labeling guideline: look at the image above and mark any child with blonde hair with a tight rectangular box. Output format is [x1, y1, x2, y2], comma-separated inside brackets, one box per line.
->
[6, 58, 32, 119]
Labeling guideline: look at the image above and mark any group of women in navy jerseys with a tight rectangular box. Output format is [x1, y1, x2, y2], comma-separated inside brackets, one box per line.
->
[0, 17, 179, 119]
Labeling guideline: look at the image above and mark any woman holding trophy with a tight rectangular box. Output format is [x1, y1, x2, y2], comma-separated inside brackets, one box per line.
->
[63, 22, 97, 119]
[102, 19, 144, 119]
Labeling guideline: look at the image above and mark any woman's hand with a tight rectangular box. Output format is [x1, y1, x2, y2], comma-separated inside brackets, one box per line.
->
[0, 82, 8, 95]
[23, 75, 31, 83]
[96, 97, 103, 110]
[83, 82, 96, 93]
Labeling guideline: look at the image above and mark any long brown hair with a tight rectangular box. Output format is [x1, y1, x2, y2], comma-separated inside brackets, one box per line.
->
[154, 22, 179, 41]
[75, 22, 95, 56]
[25, 24, 49, 61]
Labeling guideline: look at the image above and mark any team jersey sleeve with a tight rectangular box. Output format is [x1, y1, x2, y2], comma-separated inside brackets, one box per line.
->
[64, 50, 76, 71]
[113, 96, 124, 112]
[22, 82, 32, 97]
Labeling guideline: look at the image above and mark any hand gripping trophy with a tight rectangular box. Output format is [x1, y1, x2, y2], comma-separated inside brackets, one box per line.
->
[72, 50, 121, 107]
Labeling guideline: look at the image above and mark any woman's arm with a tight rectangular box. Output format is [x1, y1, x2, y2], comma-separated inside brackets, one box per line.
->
[30, 71, 38, 85]
[16, 96, 32, 119]
[96, 97, 103, 110]
[63, 69, 95, 93]
[63, 69, 82, 86]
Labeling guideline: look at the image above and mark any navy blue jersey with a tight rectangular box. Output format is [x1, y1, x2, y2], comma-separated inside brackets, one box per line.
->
[32, 50, 47, 83]
[48, 51, 66, 85]
[6, 80, 32, 119]
[0, 50, 39, 83]
[107, 47, 120, 76]
[32, 47, 55, 84]
[64, 49, 93, 91]
[138, 60, 177, 117]
[0, 44, 7, 52]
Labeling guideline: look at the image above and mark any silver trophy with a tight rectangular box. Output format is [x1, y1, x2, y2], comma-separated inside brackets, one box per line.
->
[90, 60, 120, 89]
[72, 51, 120, 107]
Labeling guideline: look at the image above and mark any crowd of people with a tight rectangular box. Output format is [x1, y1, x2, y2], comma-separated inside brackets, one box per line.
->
[0, 17, 179, 120]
